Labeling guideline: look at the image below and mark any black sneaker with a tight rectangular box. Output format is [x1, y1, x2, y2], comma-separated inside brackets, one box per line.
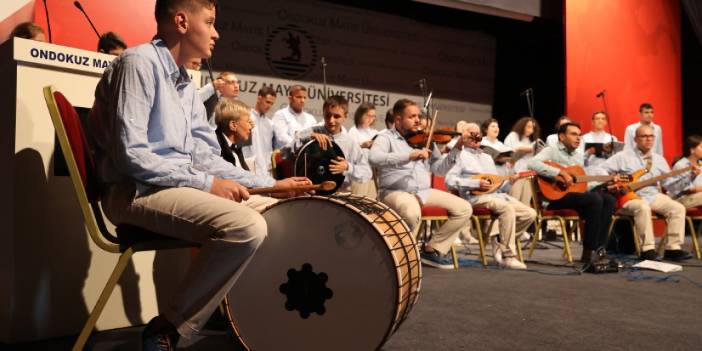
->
[639, 249, 657, 261]
[663, 249, 693, 262]
[143, 316, 179, 351]
[420, 250, 454, 269]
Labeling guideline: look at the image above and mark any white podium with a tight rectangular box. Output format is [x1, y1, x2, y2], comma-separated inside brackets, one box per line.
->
[0, 38, 200, 344]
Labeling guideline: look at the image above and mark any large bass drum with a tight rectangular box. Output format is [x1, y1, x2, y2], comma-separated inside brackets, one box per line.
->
[222, 194, 421, 350]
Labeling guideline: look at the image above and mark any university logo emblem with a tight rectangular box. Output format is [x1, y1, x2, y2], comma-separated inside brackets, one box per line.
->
[264, 24, 318, 79]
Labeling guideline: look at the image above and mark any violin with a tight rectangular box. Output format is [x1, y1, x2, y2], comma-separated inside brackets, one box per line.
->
[406, 128, 461, 149]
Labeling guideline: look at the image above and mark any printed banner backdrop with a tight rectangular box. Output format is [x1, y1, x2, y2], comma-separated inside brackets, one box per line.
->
[565, 0, 682, 162]
[212, 0, 496, 123]
[209, 72, 492, 129]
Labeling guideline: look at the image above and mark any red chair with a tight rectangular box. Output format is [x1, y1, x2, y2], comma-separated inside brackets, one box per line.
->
[43, 86, 199, 351]
[686, 207, 702, 259]
[417, 175, 459, 268]
[526, 177, 580, 263]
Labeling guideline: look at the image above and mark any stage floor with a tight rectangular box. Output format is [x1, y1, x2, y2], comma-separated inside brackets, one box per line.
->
[11, 240, 702, 350]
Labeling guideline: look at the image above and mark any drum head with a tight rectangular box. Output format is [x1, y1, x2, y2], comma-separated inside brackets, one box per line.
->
[225, 197, 399, 351]
[294, 140, 345, 195]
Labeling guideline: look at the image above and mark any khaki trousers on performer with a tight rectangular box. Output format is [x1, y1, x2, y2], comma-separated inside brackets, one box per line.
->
[508, 178, 533, 206]
[102, 182, 277, 338]
[349, 179, 377, 199]
[677, 192, 702, 209]
[620, 193, 685, 251]
[472, 196, 536, 256]
[382, 189, 472, 255]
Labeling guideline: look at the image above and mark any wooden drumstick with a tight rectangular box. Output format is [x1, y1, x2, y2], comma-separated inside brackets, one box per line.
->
[248, 181, 336, 195]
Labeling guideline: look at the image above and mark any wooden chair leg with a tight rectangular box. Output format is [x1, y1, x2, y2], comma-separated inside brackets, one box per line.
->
[450, 244, 459, 269]
[527, 219, 542, 259]
[72, 248, 134, 351]
[472, 216, 487, 267]
[559, 218, 573, 263]
[689, 217, 702, 259]
[626, 217, 642, 256]
[606, 216, 618, 248]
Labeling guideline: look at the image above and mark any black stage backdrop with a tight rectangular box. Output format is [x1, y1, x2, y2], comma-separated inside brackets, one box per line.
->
[323, 0, 565, 139]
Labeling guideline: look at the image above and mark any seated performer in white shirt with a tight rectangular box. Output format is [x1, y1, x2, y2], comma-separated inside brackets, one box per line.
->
[580, 111, 619, 168]
[292, 95, 372, 192]
[446, 123, 535, 269]
[598, 125, 692, 261]
[480, 118, 514, 177]
[369, 99, 472, 269]
[347, 102, 379, 198]
[545, 116, 572, 146]
[667, 134, 702, 209]
[271, 85, 317, 149]
[242, 86, 277, 177]
[623, 102, 664, 156]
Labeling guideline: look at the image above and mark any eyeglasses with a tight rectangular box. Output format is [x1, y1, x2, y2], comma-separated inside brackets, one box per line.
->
[636, 134, 655, 139]
[223, 80, 239, 85]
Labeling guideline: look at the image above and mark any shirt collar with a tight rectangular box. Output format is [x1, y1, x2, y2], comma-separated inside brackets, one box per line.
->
[151, 38, 191, 86]
[634, 147, 652, 159]
[557, 142, 576, 155]
[466, 146, 482, 154]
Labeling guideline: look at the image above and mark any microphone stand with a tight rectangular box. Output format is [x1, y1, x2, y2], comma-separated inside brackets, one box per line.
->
[42, 0, 52, 43]
[321, 57, 328, 100]
[597, 91, 616, 155]
[74, 1, 100, 39]
[524, 88, 534, 118]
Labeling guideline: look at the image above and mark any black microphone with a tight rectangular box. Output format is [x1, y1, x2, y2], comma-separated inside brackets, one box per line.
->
[596, 89, 606, 98]
[42, 0, 52, 43]
[73, 1, 100, 39]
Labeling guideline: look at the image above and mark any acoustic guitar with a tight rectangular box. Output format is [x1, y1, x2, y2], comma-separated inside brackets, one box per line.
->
[470, 171, 537, 195]
[537, 161, 633, 201]
[613, 165, 695, 208]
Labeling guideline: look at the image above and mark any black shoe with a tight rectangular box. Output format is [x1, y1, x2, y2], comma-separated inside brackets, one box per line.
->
[143, 316, 179, 351]
[639, 249, 657, 261]
[663, 249, 693, 262]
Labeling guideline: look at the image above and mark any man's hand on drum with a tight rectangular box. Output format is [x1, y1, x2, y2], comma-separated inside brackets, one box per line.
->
[210, 177, 250, 202]
[272, 177, 314, 198]
[329, 156, 349, 174]
[311, 133, 333, 150]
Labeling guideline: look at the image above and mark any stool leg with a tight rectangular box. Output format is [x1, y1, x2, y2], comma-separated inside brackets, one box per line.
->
[72, 248, 134, 351]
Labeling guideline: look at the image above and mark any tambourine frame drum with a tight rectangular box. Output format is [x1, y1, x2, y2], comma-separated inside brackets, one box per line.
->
[222, 195, 421, 350]
[294, 139, 345, 195]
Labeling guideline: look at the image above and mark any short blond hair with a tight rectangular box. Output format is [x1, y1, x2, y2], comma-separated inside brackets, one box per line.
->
[215, 99, 250, 130]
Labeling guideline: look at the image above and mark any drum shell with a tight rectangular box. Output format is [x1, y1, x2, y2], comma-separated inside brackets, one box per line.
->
[223, 195, 421, 351]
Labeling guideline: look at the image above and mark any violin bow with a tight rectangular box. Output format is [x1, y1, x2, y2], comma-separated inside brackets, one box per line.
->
[424, 109, 440, 150]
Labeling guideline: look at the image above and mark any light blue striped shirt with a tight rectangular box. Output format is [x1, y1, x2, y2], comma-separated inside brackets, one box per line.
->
[667, 157, 701, 198]
[368, 128, 459, 203]
[597, 148, 678, 203]
[445, 147, 513, 204]
[89, 39, 274, 195]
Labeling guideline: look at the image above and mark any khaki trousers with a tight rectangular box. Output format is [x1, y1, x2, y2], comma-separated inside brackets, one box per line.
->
[349, 179, 377, 199]
[508, 178, 533, 206]
[677, 192, 702, 209]
[472, 195, 537, 256]
[620, 193, 685, 251]
[102, 183, 277, 338]
[382, 189, 472, 255]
